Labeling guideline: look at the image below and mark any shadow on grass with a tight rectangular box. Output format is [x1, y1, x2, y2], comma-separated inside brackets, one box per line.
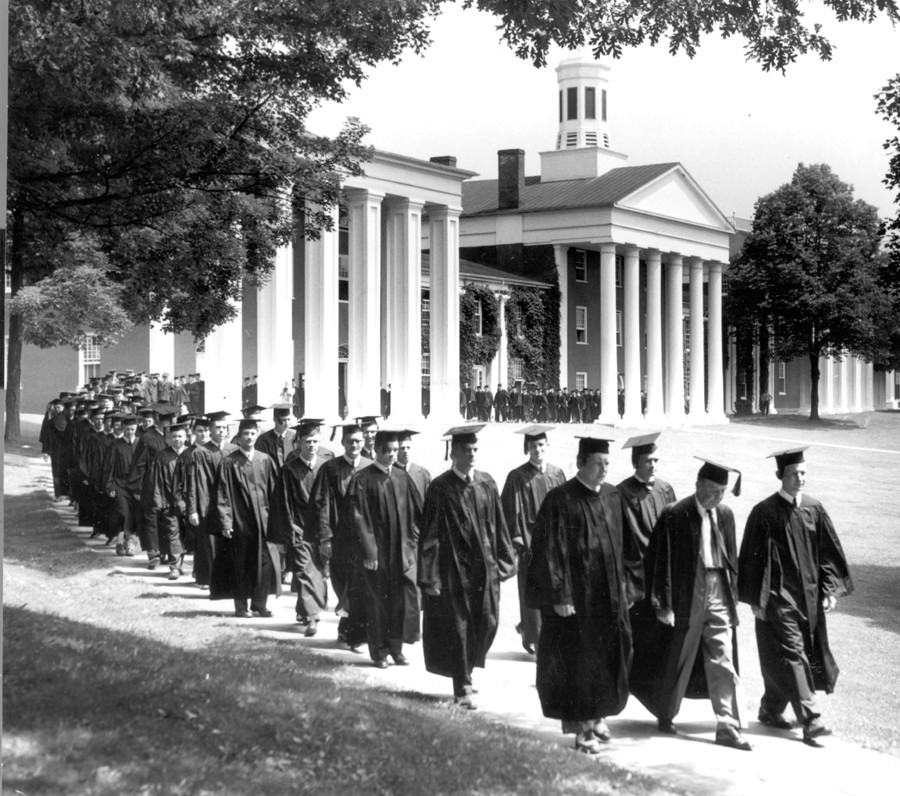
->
[836, 564, 900, 637]
[3, 493, 113, 579]
[2, 606, 672, 796]
[729, 414, 863, 431]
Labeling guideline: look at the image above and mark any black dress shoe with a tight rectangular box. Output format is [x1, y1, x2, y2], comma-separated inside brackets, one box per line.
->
[391, 652, 410, 666]
[758, 708, 793, 730]
[802, 719, 831, 746]
[715, 725, 753, 751]
[373, 657, 390, 669]
[658, 719, 678, 735]
[592, 718, 611, 742]
[304, 620, 318, 638]
[234, 610, 252, 618]
[252, 608, 273, 618]
[575, 731, 601, 754]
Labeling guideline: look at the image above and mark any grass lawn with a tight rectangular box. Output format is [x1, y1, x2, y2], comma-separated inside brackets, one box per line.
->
[5, 408, 900, 795]
[2, 423, 678, 796]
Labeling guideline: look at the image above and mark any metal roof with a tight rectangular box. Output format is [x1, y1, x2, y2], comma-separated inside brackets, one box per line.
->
[422, 253, 550, 289]
[461, 163, 681, 217]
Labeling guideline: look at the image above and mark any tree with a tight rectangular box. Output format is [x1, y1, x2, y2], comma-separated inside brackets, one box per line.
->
[6, 0, 444, 440]
[470, 0, 899, 72]
[727, 163, 884, 420]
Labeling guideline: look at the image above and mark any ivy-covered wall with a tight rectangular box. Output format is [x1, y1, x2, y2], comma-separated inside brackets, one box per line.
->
[459, 284, 501, 383]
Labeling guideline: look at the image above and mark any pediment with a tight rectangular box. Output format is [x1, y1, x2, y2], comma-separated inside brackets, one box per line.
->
[619, 166, 732, 231]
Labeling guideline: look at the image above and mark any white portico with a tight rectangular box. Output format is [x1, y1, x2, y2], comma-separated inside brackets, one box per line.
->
[459, 55, 733, 426]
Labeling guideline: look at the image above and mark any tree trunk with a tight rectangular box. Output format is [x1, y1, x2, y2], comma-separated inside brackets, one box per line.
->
[4, 208, 24, 443]
[808, 351, 820, 421]
[759, 322, 771, 399]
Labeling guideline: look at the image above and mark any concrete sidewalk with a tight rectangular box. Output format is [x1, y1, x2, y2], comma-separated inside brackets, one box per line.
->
[54, 496, 899, 796]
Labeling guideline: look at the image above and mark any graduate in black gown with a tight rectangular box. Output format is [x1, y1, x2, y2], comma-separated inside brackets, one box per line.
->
[270, 419, 333, 636]
[739, 447, 853, 746]
[526, 435, 643, 754]
[500, 424, 566, 655]
[349, 430, 421, 668]
[419, 424, 518, 709]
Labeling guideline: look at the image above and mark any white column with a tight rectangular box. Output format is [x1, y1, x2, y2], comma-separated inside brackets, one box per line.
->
[645, 250, 664, 422]
[428, 205, 462, 421]
[821, 356, 833, 413]
[203, 298, 243, 413]
[384, 197, 424, 421]
[554, 244, 568, 389]
[345, 189, 384, 418]
[706, 262, 726, 421]
[494, 292, 510, 392]
[665, 255, 685, 422]
[303, 204, 340, 419]
[598, 243, 618, 423]
[688, 257, 706, 422]
[839, 354, 850, 412]
[148, 321, 175, 379]
[621, 246, 642, 424]
[256, 243, 294, 407]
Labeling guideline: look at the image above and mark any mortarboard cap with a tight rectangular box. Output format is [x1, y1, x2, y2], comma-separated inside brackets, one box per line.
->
[269, 403, 294, 420]
[121, 413, 140, 425]
[442, 423, 485, 459]
[331, 420, 362, 441]
[205, 410, 231, 423]
[767, 446, 808, 471]
[355, 415, 381, 428]
[516, 424, 555, 454]
[623, 431, 662, 466]
[694, 457, 742, 496]
[575, 435, 615, 457]
[292, 418, 324, 437]
[238, 417, 259, 432]
[168, 419, 191, 434]
[191, 415, 211, 429]
[240, 404, 267, 419]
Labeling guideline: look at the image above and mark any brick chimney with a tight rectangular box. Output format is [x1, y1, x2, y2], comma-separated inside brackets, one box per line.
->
[430, 155, 457, 167]
[498, 149, 525, 210]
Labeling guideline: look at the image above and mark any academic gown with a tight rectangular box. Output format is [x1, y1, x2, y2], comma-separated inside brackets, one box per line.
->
[630, 496, 741, 723]
[210, 450, 281, 603]
[738, 493, 853, 697]
[255, 428, 296, 475]
[418, 469, 517, 682]
[395, 462, 432, 512]
[616, 476, 677, 560]
[525, 479, 643, 722]
[269, 449, 334, 620]
[501, 461, 567, 648]
[349, 464, 421, 656]
[309, 455, 372, 644]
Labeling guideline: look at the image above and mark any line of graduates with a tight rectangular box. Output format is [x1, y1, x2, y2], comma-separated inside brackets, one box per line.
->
[461, 383, 609, 424]
[517, 429, 853, 754]
[42, 397, 854, 749]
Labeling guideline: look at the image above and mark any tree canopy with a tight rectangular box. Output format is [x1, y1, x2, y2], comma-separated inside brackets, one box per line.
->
[727, 163, 887, 420]
[470, 0, 899, 72]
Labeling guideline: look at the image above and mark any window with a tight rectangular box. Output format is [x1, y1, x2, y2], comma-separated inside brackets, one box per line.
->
[81, 334, 101, 383]
[777, 361, 787, 395]
[567, 86, 578, 120]
[585, 87, 596, 120]
[574, 249, 587, 282]
[474, 365, 486, 389]
[601, 89, 607, 122]
[4, 267, 10, 293]
[575, 372, 587, 391]
[473, 299, 483, 336]
[559, 90, 563, 123]
[421, 351, 431, 387]
[575, 306, 587, 344]
[510, 357, 524, 383]
[338, 254, 349, 302]
[615, 254, 623, 287]
[616, 311, 623, 347]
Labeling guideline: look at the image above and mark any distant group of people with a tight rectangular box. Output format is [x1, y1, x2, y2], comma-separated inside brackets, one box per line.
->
[41, 383, 853, 753]
[460, 382, 630, 424]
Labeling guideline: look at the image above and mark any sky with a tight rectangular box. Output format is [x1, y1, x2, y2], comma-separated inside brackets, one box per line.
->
[307, 3, 899, 223]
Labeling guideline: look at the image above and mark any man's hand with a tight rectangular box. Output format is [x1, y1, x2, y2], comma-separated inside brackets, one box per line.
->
[108, 490, 116, 498]
[423, 586, 440, 596]
[42, 454, 49, 463]
[222, 527, 233, 539]
[363, 559, 378, 571]
[751, 605, 766, 621]
[656, 609, 675, 627]
[318, 541, 332, 562]
[189, 512, 200, 527]
[822, 594, 837, 613]
[554, 603, 576, 617]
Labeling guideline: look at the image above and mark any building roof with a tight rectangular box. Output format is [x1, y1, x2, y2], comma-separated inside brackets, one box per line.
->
[422, 253, 550, 290]
[461, 163, 681, 217]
